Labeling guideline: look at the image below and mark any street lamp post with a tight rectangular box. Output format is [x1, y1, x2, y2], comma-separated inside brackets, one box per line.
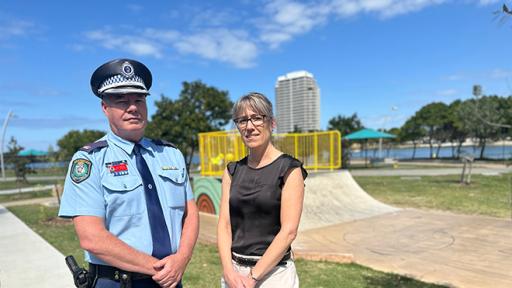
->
[1, 110, 14, 180]
[378, 106, 398, 159]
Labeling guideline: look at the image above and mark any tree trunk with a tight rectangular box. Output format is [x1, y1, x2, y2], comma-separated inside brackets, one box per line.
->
[186, 143, 196, 175]
[436, 143, 442, 158]
[479, 138, 487, 159]
[412, 142, 417, 159]
[456, 140, 464, 159]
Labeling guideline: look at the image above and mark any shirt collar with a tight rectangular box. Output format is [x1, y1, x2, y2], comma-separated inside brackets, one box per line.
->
[107, 130, 152, 155]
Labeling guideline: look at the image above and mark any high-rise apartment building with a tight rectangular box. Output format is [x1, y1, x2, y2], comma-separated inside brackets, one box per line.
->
[275, 71, 320, 133]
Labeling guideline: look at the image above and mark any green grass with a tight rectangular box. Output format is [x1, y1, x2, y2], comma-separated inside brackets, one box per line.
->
[355, 173, 512, 218]
[0, 179, 61, 190]
[8, 204, 446, 288]
[2, 167, 67, 178]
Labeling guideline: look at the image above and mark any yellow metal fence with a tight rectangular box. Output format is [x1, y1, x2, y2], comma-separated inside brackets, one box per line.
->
[198, 130, 342, 176]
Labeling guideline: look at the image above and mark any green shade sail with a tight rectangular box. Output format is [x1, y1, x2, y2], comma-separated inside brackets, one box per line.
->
[343, 128, 396, 140]
[17, 149, 48, 156]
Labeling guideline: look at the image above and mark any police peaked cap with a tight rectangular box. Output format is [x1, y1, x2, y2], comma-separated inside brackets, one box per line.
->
[90, 58, 152, 98]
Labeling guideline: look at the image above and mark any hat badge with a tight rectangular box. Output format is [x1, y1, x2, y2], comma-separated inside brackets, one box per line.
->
[121, 61, 135, 78]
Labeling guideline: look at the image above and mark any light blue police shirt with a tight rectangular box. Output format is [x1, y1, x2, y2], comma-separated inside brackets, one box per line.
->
[58, 130, 194, 265]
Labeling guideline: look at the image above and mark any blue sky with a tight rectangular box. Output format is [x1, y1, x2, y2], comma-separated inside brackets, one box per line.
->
[0, 0, 510, 151]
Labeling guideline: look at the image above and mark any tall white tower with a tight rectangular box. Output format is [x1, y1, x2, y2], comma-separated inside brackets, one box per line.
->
[275, 71, 320, 133]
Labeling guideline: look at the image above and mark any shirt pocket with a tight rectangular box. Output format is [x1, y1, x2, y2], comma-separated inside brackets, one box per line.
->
[102, 175, 144, 217]
[158, 169, 186, 208]
[158, 169, 187, 241]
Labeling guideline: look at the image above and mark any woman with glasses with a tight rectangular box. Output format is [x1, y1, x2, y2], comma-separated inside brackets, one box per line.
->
[217, 92, 307, 288]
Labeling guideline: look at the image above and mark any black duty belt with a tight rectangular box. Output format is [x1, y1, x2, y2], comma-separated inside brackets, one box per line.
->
[231, 252, 291, 267]
[89, 263, 152, 282]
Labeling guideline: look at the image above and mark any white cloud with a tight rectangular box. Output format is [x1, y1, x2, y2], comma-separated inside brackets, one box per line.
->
[490, 68, 511, 79]
[190, 8, 237, 28]
[478, 0, 500, 5]
[80, 0, 498, 68]
[329, 0, 447, 18]
[258, 0, 448, 49]
[0, 19, 34, 40]
[174, 29, 258, 68]
[85, 29, 164, 58]
[83, 28, 258, 68]
[143, 28, 180, 43]
[259, 0, 330, 48]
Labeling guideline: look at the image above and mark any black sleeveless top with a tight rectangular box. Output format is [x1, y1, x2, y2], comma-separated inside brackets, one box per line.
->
[227, 154, 308, 256]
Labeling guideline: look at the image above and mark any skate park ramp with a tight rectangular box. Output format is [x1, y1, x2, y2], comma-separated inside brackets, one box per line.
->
[299, 171, 399, 231]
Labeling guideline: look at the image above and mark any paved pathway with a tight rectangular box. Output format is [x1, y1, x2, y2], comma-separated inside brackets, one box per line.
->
[0, 185, 54, 195]
[0, 175, 65, 182]
[0, 204, 71, 288]
[295, 209, 512, 288]
[350, 167, 512, 176]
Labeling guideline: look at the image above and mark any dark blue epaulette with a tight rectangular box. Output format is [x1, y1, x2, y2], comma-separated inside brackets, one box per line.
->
[79, 140, 108, 154]
[151, 138, 177, 149]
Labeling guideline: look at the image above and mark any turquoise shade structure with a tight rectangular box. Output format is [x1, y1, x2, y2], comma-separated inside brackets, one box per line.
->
[343, 128, 396, 140]
[17, 149, 48, 156]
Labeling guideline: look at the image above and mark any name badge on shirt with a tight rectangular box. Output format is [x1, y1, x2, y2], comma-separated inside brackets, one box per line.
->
[105, 160, 129, 176]
[161, 165, 179, 170]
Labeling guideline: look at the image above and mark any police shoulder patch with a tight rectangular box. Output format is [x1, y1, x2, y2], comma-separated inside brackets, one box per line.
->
[70, 158, 92, 184]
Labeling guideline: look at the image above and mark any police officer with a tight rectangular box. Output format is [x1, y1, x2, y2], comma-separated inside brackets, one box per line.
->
[59, 58, 199, 288]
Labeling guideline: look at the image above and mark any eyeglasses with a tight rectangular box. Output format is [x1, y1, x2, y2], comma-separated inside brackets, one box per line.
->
[233, 115, 267, 128]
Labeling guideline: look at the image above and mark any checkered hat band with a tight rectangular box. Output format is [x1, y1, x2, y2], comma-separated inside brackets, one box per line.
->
[98, 75, 147, 94]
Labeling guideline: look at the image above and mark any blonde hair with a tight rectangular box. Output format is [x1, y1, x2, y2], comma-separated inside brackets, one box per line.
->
[232, 92, 273, 119]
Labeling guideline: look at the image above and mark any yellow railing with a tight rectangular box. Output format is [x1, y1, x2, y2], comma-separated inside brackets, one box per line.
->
[198, 130, 342, 176]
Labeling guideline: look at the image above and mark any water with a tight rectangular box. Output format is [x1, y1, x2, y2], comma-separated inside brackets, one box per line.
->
[26, 162, 67, 169]
[351, 144, 512, 160]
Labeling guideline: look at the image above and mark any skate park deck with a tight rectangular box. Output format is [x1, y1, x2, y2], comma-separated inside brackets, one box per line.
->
[199, 171, 512, 288]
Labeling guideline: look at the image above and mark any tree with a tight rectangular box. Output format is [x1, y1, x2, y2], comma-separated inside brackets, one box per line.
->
[5, 137, 35, 183]
[57, 129, 106, 161]
[448, 100, 469, 158]
[384, 127, 401, 158]
[327, 113, 364, 168]
[414, 102, 450, 158]
[458, 96, 504, 159]
[399, 115, 425, 159]
[47, 144, 58, 162]
[146, 80, 233, 172]
[292, 125, 303, 133]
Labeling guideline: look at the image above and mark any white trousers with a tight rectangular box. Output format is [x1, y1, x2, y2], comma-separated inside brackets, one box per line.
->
[221, 253, 299, 288]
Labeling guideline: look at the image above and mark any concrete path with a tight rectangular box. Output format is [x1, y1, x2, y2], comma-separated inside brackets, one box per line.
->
[0, 204, 72, 288]
[350, 167, 512, 177]
[293, 209, 512, 288]
[0, 175, 65, 182]
[0, 185, 54, 195]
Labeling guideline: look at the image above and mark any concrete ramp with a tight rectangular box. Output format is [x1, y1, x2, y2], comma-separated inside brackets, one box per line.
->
[299, 171, 398, 231]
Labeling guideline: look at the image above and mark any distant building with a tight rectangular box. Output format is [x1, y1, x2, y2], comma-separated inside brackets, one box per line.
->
[275, 70, 320, 133]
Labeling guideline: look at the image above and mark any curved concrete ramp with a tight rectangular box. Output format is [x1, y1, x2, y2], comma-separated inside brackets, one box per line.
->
[299, 171, 399, 231]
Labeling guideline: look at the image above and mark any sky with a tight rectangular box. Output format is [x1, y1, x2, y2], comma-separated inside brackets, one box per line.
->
[0, 0, 511, 151]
